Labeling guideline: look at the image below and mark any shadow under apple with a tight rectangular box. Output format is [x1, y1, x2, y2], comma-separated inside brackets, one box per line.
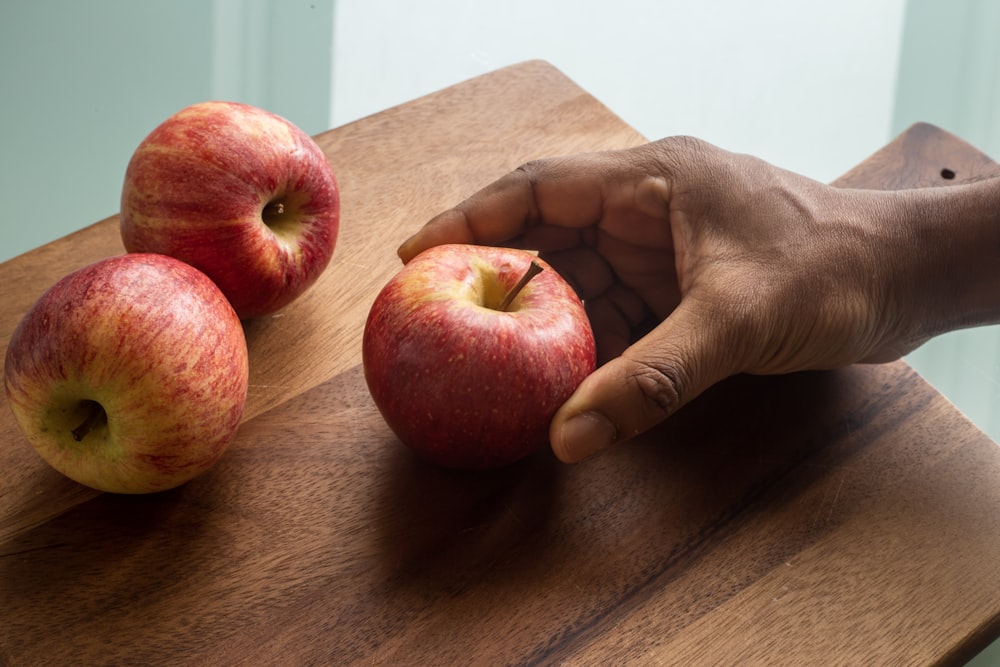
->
[351, 367, 889, 663]
[371, 432, 562, 593]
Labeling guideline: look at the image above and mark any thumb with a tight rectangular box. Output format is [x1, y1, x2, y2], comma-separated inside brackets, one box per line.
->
[550, 299, 733, 463]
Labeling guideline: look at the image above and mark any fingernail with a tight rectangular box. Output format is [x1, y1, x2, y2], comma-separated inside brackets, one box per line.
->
[556, 411, 617, 463]
[396, 238, 414, 262]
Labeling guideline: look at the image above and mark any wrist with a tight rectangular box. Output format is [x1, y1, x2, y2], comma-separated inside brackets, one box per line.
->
[876, 180, 1000, 345]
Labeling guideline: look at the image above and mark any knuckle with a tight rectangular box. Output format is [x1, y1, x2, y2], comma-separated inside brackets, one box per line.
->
[642, 135, 722, 186]
[513, 159, 547, 181]
[511, 160, 548, 222]
[628, 360, 685, 421]
[651, 135, 711, 162]
[659, 134, 710, 154]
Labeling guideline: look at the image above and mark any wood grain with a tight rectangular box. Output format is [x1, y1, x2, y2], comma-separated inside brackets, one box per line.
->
[1, 61, 999, 666]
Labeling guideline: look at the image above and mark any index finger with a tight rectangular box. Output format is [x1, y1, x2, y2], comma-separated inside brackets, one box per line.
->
[397, 155, 608, 263]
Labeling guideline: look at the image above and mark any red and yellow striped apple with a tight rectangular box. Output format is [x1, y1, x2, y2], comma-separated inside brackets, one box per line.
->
[4, 254, 249, 494]
[362, 244, 596, 469]
[119, 101, 340, 319]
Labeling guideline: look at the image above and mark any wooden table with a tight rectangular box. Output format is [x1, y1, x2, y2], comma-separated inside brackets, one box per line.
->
[2, 61, 999, 666]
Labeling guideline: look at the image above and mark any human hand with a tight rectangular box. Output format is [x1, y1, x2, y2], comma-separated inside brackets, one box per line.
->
[397, 137, 968, 462]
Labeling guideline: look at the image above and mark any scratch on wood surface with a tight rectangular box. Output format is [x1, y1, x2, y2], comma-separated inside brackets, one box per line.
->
[0, 542, 70, 559]
[504, 502, 524, 526]
[808, 471, 848, 530]
[826, 474, 846, 523]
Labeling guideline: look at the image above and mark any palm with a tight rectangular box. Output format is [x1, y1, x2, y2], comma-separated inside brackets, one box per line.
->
[533, 219, 680, 365]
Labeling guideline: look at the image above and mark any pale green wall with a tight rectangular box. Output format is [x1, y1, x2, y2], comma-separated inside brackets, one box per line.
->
[0, 0, 334, 262]
[894, 0, 1000, 451]
[892, 0, 1000, 158]
[893, 3, 1000, 665]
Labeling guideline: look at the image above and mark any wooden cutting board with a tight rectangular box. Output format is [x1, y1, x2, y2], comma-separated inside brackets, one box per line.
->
[1, 60, 999, 666]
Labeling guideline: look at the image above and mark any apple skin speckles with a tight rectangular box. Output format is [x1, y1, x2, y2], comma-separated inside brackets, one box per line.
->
[4, 253, 249, 494]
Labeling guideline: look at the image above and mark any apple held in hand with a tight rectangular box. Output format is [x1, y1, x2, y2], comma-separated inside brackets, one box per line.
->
[363, 244, 596, 469]
[120, 101, 340, 319]
[4, 254, 249, 494]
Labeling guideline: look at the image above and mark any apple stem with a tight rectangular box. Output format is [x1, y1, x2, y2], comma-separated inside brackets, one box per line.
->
[71, 401, 106, 442]
[500, 260, 544, 312]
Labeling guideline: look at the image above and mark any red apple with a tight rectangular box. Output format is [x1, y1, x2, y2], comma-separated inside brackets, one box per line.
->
[362, 244, 596, 469]
[4, 254, 249, 493]
[119, 100, 340, 319]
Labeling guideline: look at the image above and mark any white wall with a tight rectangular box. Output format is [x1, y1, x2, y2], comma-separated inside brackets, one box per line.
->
[331, 0, 907, 183]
